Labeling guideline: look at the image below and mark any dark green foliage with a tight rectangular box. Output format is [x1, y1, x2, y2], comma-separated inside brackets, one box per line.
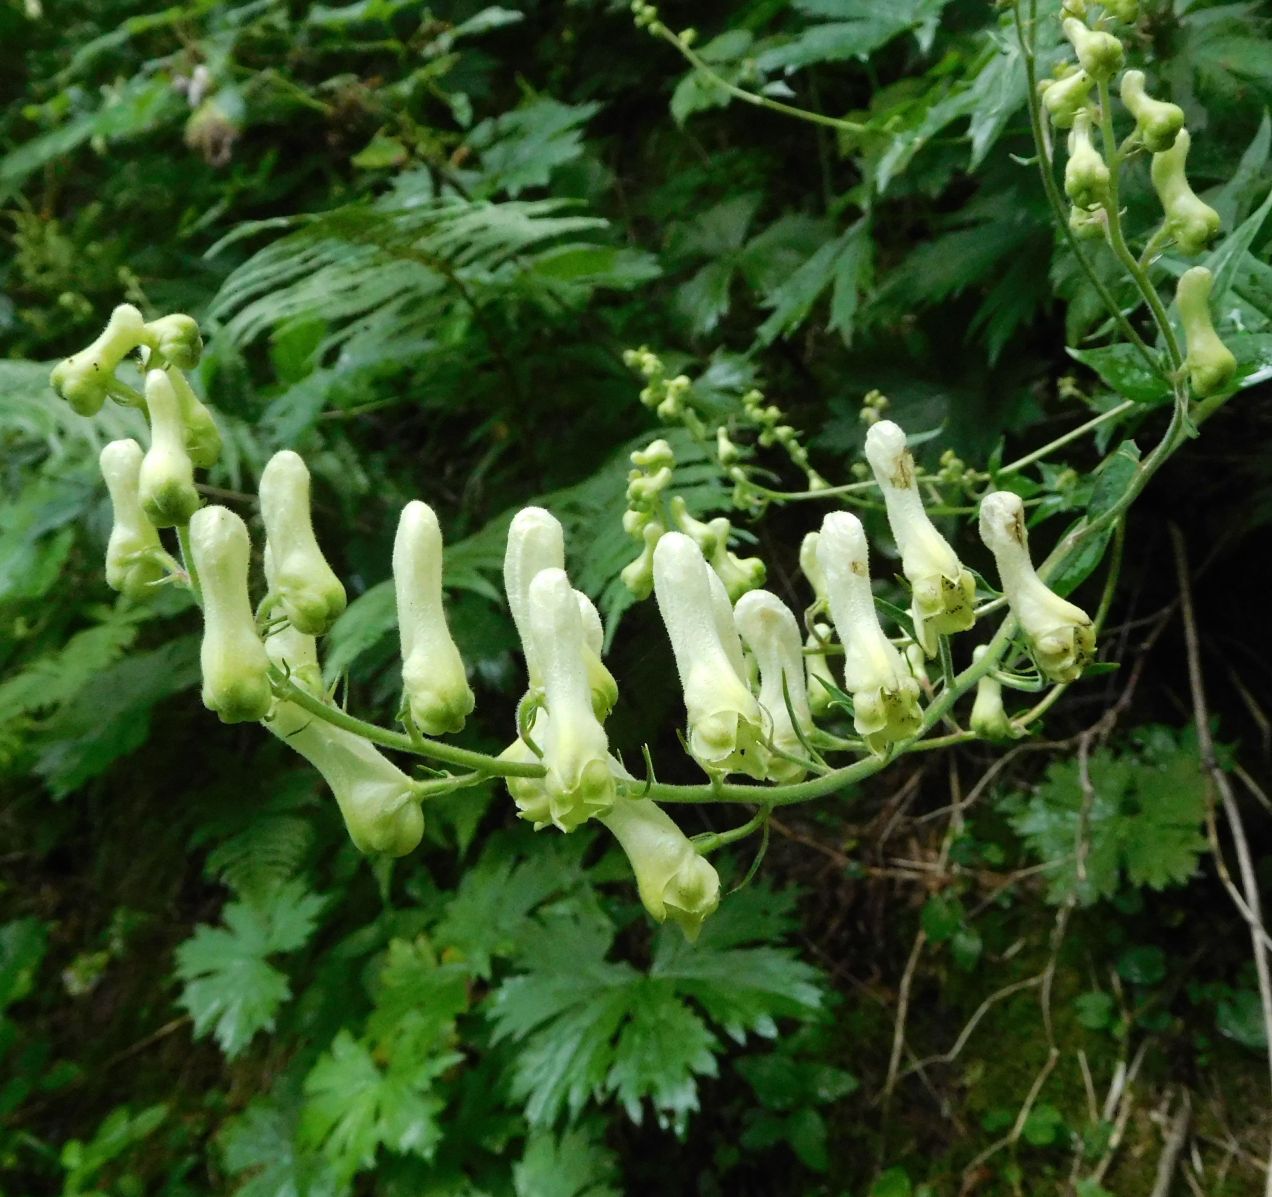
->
[4, 0, 1272, 1194]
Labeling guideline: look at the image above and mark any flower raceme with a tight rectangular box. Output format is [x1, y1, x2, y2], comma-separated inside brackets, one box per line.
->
[653, 532, 770, 779]
[259, 451, 347, 636]
[816, 512, 922, 754]
[978, 492, 1096, 683]
[392, 501, 475, 736]
[864, 421, 975, 656]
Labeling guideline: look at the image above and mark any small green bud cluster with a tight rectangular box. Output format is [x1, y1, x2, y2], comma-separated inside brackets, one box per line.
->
[629, 0, 663, 33]
[740, 386, 826, 489]
[620, 438, 675, 599]
[858, 389, 889, 427]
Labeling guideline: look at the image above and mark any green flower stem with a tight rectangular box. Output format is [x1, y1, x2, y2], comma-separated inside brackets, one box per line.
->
[269, 670, 547, 779]
[1094, 79, 1185, 374]
[693, 805, 771, 854]
[997, 400, 1137, 477]
[175, 523, 202, 605]
[1011, 0, 1161, 376]
[653, 23, 867, 136]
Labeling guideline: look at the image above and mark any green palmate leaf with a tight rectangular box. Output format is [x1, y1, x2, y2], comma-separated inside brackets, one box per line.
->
[513, 1125, 621, 1197]
[220, 1099, 346, 1197]
[1049, 440, 1140, 597]
[1007, 725, 1209, 905]
[204, 814, 317, 906]
[490, 886, 826, 1132]
[761, 0, 952, 71]
[755, 221, 870, 346]
[670, 30, 754, 125]
[300, 1030, 455, 1179]
[469, 98, 601, 198]
[176, 880, 327, 1059]
[1066, 344, 1172, 405]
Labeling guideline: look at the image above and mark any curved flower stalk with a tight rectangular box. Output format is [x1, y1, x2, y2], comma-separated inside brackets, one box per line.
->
[978, 492, 1095, 683]
[1064, 111, 1111, 211]
[653, 532, 769, 778]
[189, 506, 272, 723]
[1039, 68, 1093, 129]
[670, 495, 765, 602]
[816, 512, 922, 755]
[600, 796, 721, 941]
[50, 303, 149, 416]
[266, 681, 424, 858]
[1061, 16, 1123, 82]
[804, 623, 838, 718]
[1151, 129, 1222, 256]
[258, 450, 346, 636]
[575, 590, 619, 721]
[864, 421, 975, 655]
[139, 369, 201, 528]
[507, 568, 615, 831]
[1119, 70, 1184, 153]
[1176, 267, 1237, 398]
[503, 506, 565, 692]
[735, 590, 816, 783]
[99, 439, 166, 599]
[969, 645, 1020, 742]
[167, 369, 222, 470]
[392, 500, 475, 736]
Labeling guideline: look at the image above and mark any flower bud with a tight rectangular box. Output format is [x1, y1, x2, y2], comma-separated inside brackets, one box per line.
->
[799, 531, 828, 603]
[1176, 267, 1237, 398]
[1064, 111, 1111, 211]
[266, 695, 423, 857]
[50, 304, 148, 416]
[816, 512, 922, 754]
[392, 501, 475, 736]
[504, 506, 565, 691]
[978, 492, 1095, 682]
[1062, 17, 1124, 82]
[1040, 69, 1094, 129]
[735, 590, 816, 783]
[620, 519, 664, 600]
[864, 421, 976, 655]
[600, 796, 720, 942]
[805, 623, 837, 717]
[139, 369, 201, 528]
[653, 532, 769, 778]
[167, 369, 222, 469]
[969, 646, 1019, 741]
[99, 439, 166, 599]
[189, 506, 272, 723]
[670, 497, 765, 602]
[143, 314, 203, 371]
[509, 568, 616, 831]
[631, 438, 676, 471]
[1151, 129, 1221, 256]
[576, 590, 619, 721]
[258, 451, 346, 635]
[1119, 70, 1184, 153]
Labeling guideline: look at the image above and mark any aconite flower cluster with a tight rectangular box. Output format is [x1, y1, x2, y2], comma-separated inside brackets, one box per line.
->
[56, 307, 1116, 942]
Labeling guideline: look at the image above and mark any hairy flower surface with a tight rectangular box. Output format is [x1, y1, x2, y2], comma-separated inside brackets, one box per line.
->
[393, 500, 475, 736]
[139, 369, 201, 528]
[575, 590, 619, 721]
[258, 451, 346, 635]
[600, 796, 721, 941]
[503, 506, 565, 692]
[816, 512, 922, 754]
[99, 439, 166, 599]
[864, 420, 975, 655]
[189, 506, 272, 723]
[508, 567, 615, 831]
[978, 492, 1095, 682]
[653, 532, 768, 778]
[735, 589, 815, 783]
[50, 303, 148, 416]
